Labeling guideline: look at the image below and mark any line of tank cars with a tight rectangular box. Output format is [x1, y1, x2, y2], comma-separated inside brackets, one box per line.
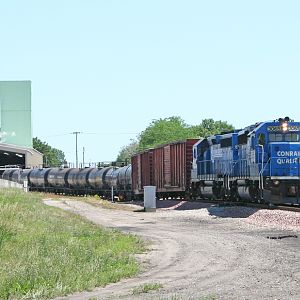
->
[2, 117, 300, 205]
[2, 165, 132, 200]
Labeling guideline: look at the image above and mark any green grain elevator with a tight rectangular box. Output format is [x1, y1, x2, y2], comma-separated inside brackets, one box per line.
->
[0, 81, 32, 147]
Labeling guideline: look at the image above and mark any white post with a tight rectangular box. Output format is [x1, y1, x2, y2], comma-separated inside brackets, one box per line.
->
[111, 186, 114, 203]
[144, 186, 156, 212]
[23, 180, 28, 193]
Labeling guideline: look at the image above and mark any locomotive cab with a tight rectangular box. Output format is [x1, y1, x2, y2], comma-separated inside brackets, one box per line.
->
[253, 118, 300, 204]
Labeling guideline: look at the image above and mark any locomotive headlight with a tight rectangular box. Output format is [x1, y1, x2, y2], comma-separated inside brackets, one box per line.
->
[282, 122, 288, 132]
[273, 180, 280, 186]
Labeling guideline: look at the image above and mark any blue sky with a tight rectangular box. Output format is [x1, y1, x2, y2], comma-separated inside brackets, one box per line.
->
[1, 1, 300, 164]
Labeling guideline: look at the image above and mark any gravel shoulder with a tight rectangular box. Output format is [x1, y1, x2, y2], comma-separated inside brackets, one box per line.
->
[44, 199, 300, 300]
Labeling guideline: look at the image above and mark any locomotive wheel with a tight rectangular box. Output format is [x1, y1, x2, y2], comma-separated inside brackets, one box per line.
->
[219, 187, 228, 201]
[256, 194, 265, 204]
[249, 185, 260, 203]
[230, 189, 239, 202]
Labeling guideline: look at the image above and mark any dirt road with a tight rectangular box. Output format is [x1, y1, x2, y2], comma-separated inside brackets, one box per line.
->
[45, 199, 300, 300]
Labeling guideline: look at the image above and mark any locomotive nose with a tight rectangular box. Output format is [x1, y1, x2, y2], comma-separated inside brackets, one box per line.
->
[270, 144, 300, 177]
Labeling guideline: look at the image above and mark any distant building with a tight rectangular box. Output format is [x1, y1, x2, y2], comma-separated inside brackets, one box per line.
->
[0, 81, 42, 168]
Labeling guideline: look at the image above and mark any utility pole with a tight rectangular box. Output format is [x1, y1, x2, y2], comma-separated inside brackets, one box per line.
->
[83, 147, 85, 168]
[71, 132, 82, 168]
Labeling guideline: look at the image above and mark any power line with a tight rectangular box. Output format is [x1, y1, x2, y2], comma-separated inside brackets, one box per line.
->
[39, 133, 70, 138]
[84, 132, 139, 135]
[40, 132, 138, 138]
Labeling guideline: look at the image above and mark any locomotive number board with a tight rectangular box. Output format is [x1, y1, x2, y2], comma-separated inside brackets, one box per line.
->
[267, 125, 300, 132]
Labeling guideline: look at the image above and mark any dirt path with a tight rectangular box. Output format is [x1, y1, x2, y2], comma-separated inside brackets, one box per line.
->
[44, 199, 300, 300]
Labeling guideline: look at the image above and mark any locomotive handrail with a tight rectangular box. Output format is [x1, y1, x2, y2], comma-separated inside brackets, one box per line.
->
[198, 159, 251, 178]
[198, 160, 216, 180]
[259, 157, 271, 176]
[258, 157, 271, 192]
[227, 160, 239, 177]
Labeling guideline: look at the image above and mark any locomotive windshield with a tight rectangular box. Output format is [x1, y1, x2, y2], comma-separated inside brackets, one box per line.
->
[269, 133, 299, 142]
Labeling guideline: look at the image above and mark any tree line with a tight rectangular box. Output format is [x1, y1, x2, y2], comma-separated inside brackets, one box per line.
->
[33, 117, 234, 167]
[33, 137, 66, 167]
[116, 116, 233, 163]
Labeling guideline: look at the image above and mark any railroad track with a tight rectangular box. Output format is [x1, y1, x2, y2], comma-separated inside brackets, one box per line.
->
[272, 204, 300, 213]
[152, 197, 300, 213]
[176, 198, 300, 213]
[212, 201, 300, 213]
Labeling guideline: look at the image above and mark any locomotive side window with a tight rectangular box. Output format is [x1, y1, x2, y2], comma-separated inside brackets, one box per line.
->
[220, 138, 232, 148]
[258, 133, 265, 145]
[288, 133, 299, 141]
[199, 139, 209, 156]
[238, 133, 247, 145]
[269, 133, 282, 142]
[269, 134, 275, 142]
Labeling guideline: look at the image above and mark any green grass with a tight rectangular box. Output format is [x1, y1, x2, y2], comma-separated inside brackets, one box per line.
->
[132, 282, 163, 295]
[0, 189, 145, 300]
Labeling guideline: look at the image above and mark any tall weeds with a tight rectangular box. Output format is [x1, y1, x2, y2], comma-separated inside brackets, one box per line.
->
[0, 190, 144, 299]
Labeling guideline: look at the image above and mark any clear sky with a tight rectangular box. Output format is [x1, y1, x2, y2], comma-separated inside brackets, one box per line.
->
[1, 1, 300, 165]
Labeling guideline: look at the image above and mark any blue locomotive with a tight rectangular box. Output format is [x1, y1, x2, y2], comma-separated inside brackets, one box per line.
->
[191, 117, 300, 204]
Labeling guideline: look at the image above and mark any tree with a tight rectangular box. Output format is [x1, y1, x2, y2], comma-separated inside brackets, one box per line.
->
[116, 139, 139, 163]
[138, 116, 190, 150]
[33, 137, 66, 167]
[116, 116, 234, 161]
[189, 119, 234, 138]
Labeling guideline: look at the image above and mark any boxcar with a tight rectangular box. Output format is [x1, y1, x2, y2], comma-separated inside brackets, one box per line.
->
[132, 149, 154, 197]
[131, 139, 198, 199]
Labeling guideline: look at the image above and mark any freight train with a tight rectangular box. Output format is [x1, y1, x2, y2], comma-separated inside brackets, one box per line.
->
[2, 118, 300, 205]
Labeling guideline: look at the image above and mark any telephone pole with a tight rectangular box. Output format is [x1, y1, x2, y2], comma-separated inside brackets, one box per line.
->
[83, 146, 85, 168]
[71, 131, 82, 168]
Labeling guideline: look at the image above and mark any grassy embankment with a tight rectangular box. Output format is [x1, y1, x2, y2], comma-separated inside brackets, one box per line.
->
[0, 189, 145, 299]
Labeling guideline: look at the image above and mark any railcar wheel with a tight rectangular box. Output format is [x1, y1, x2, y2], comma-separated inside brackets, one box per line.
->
[185, 191, 191, 201]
